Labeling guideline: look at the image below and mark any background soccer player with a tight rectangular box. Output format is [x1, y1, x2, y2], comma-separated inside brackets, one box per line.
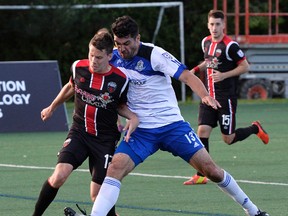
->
[183, 10, 269, 185]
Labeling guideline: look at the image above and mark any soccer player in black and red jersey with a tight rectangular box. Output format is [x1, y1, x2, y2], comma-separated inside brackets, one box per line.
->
[32, 29, 138, 216]
[183, 10, 270, 186]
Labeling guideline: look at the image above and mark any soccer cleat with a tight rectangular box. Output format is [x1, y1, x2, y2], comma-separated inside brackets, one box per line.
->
[64, 206, 86, 216]
[252, 121, 269, 144]
[64, 207, 77, 216]
[183, 174, 208, 185]
[64, 206, 119, 216]
[255, 210, 269, 216]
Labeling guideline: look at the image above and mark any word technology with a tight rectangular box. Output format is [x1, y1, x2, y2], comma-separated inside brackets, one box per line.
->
[0, 80, 31, 105]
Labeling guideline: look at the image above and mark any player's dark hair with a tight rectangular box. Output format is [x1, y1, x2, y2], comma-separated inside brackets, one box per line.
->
[89, 28, 114, 54]
[111, 15, 139, 39]
[208, 10, 225, 20]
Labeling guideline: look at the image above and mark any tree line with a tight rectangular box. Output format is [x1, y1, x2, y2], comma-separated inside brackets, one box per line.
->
[1, 0, 287, 99]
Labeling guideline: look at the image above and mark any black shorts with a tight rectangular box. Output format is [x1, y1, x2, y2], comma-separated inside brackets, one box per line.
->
[57, 126, 119, 184]
[198, 98, 237, 135]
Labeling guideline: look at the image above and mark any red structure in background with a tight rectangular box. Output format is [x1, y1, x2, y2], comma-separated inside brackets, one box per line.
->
[213, 0, 288, 44]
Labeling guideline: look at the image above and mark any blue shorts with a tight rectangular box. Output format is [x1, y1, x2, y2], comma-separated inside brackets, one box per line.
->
[115, 121, 204, 167]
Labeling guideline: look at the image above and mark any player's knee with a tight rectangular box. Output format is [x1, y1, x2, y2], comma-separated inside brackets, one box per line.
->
[222, 134, 234, 145]
[107, 155, 134, 180]
[49, 173, 68, 188]
[91, 194, 96, 202]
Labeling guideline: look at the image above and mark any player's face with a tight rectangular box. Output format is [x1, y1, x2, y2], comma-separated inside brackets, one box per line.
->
[207, 17, 225, 41]
[114, 34, 140, 60]
[88, 45, 112, 74]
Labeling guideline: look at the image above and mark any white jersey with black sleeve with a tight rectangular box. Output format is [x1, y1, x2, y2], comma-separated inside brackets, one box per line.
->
[110, 42, 187, 129]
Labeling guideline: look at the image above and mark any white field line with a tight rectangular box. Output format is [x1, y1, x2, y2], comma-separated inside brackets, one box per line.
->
[1, 163, 288, 186]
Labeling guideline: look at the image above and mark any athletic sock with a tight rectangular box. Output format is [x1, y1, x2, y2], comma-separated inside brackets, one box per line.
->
[91, 177, 121, 216]
[217, 170, 259, 216]
[107, 205, 116, 216]
[197, 137, 209, 176]
[230, 125, 256, 144]
[32, 179, 59, 216]
[200, 137, 209, 152]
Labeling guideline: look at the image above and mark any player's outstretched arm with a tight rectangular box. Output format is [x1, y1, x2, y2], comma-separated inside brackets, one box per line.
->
[178, 69, 221, 110]
[41, 82, 74, 121]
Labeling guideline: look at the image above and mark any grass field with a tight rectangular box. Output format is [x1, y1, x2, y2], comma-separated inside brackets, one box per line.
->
[1, 99, 288, 216]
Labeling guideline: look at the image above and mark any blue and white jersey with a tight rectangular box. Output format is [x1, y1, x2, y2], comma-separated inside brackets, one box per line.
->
[110, 42, 187, 128]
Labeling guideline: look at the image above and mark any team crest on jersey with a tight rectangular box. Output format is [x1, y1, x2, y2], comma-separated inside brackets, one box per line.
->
[215, 49, 222, 57]
[63, 138, 71, 148]
[135, 60, 145, 71]
[80, 77, 85, 83]
[107, 82, 117, 93]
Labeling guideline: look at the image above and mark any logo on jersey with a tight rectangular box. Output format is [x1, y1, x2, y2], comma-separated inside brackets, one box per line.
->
[100, 92, 112, 102]
[162, 52, 173, 60]
[75, 84, 114, 109]
[107, 82, 117, 93]
[80, 77, 85, 83]
[215, 49, 222, 57]
[130, 79, 146, 85]
[135, 60, 145, 71]
[162, 52, 181, 66]
[63, 138, 71, 147]
[237, 50, 244, 57]
[206, 57, 221, 69]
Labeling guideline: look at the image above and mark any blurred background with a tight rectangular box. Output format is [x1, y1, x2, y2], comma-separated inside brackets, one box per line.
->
[1, 0, 288, 100]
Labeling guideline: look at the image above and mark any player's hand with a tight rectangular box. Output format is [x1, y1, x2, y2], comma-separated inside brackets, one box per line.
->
[123, 114, 139, 142]
[210, 70, 225, 82]
[201, 96, 221, 110]
[41, 106, 53, 121]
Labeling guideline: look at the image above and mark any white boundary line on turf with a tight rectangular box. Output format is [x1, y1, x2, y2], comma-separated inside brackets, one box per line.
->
[1, 163, 288, 186]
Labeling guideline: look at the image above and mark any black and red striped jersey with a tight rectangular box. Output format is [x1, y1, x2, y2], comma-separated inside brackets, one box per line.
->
[70, 59, 128, 136]
[201, 35, 246, 99]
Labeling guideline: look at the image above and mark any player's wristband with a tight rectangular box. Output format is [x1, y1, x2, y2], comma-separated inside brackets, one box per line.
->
[193, 66, 200, 73]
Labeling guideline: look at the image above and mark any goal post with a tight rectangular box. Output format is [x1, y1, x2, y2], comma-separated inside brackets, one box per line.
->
[0, 2, 186, 101]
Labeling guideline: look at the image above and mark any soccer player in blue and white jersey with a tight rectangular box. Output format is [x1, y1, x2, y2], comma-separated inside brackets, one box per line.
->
[66, 16, 269, 216]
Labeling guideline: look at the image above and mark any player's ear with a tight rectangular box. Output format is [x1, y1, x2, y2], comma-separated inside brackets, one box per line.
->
[136, 34, 141, 42]
[107, 52, 113, 61]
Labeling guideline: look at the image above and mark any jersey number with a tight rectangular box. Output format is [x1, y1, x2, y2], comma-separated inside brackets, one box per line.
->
[221, 114, 230, 126]
[184, 130, 196, 144]
[104, 154, 113, 169]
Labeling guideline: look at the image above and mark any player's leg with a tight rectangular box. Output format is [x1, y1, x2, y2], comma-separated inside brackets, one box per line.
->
[220, 99, 269, 145]
[90, 128, 159, 216]
[167, 122, 268, 216]
[228, 121, 269, 144]
[90, 182, 118, 216]
[90, 152, 135, 216]
[88, 136, 119, 216]
[33, 129, 87, 216]
[32, 162, 73, 216]
[184, 103, 216, 185]
[190, 148, 267, 216]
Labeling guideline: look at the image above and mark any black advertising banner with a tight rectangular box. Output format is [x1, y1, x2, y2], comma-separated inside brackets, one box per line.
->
[0, 61, 69, 132]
